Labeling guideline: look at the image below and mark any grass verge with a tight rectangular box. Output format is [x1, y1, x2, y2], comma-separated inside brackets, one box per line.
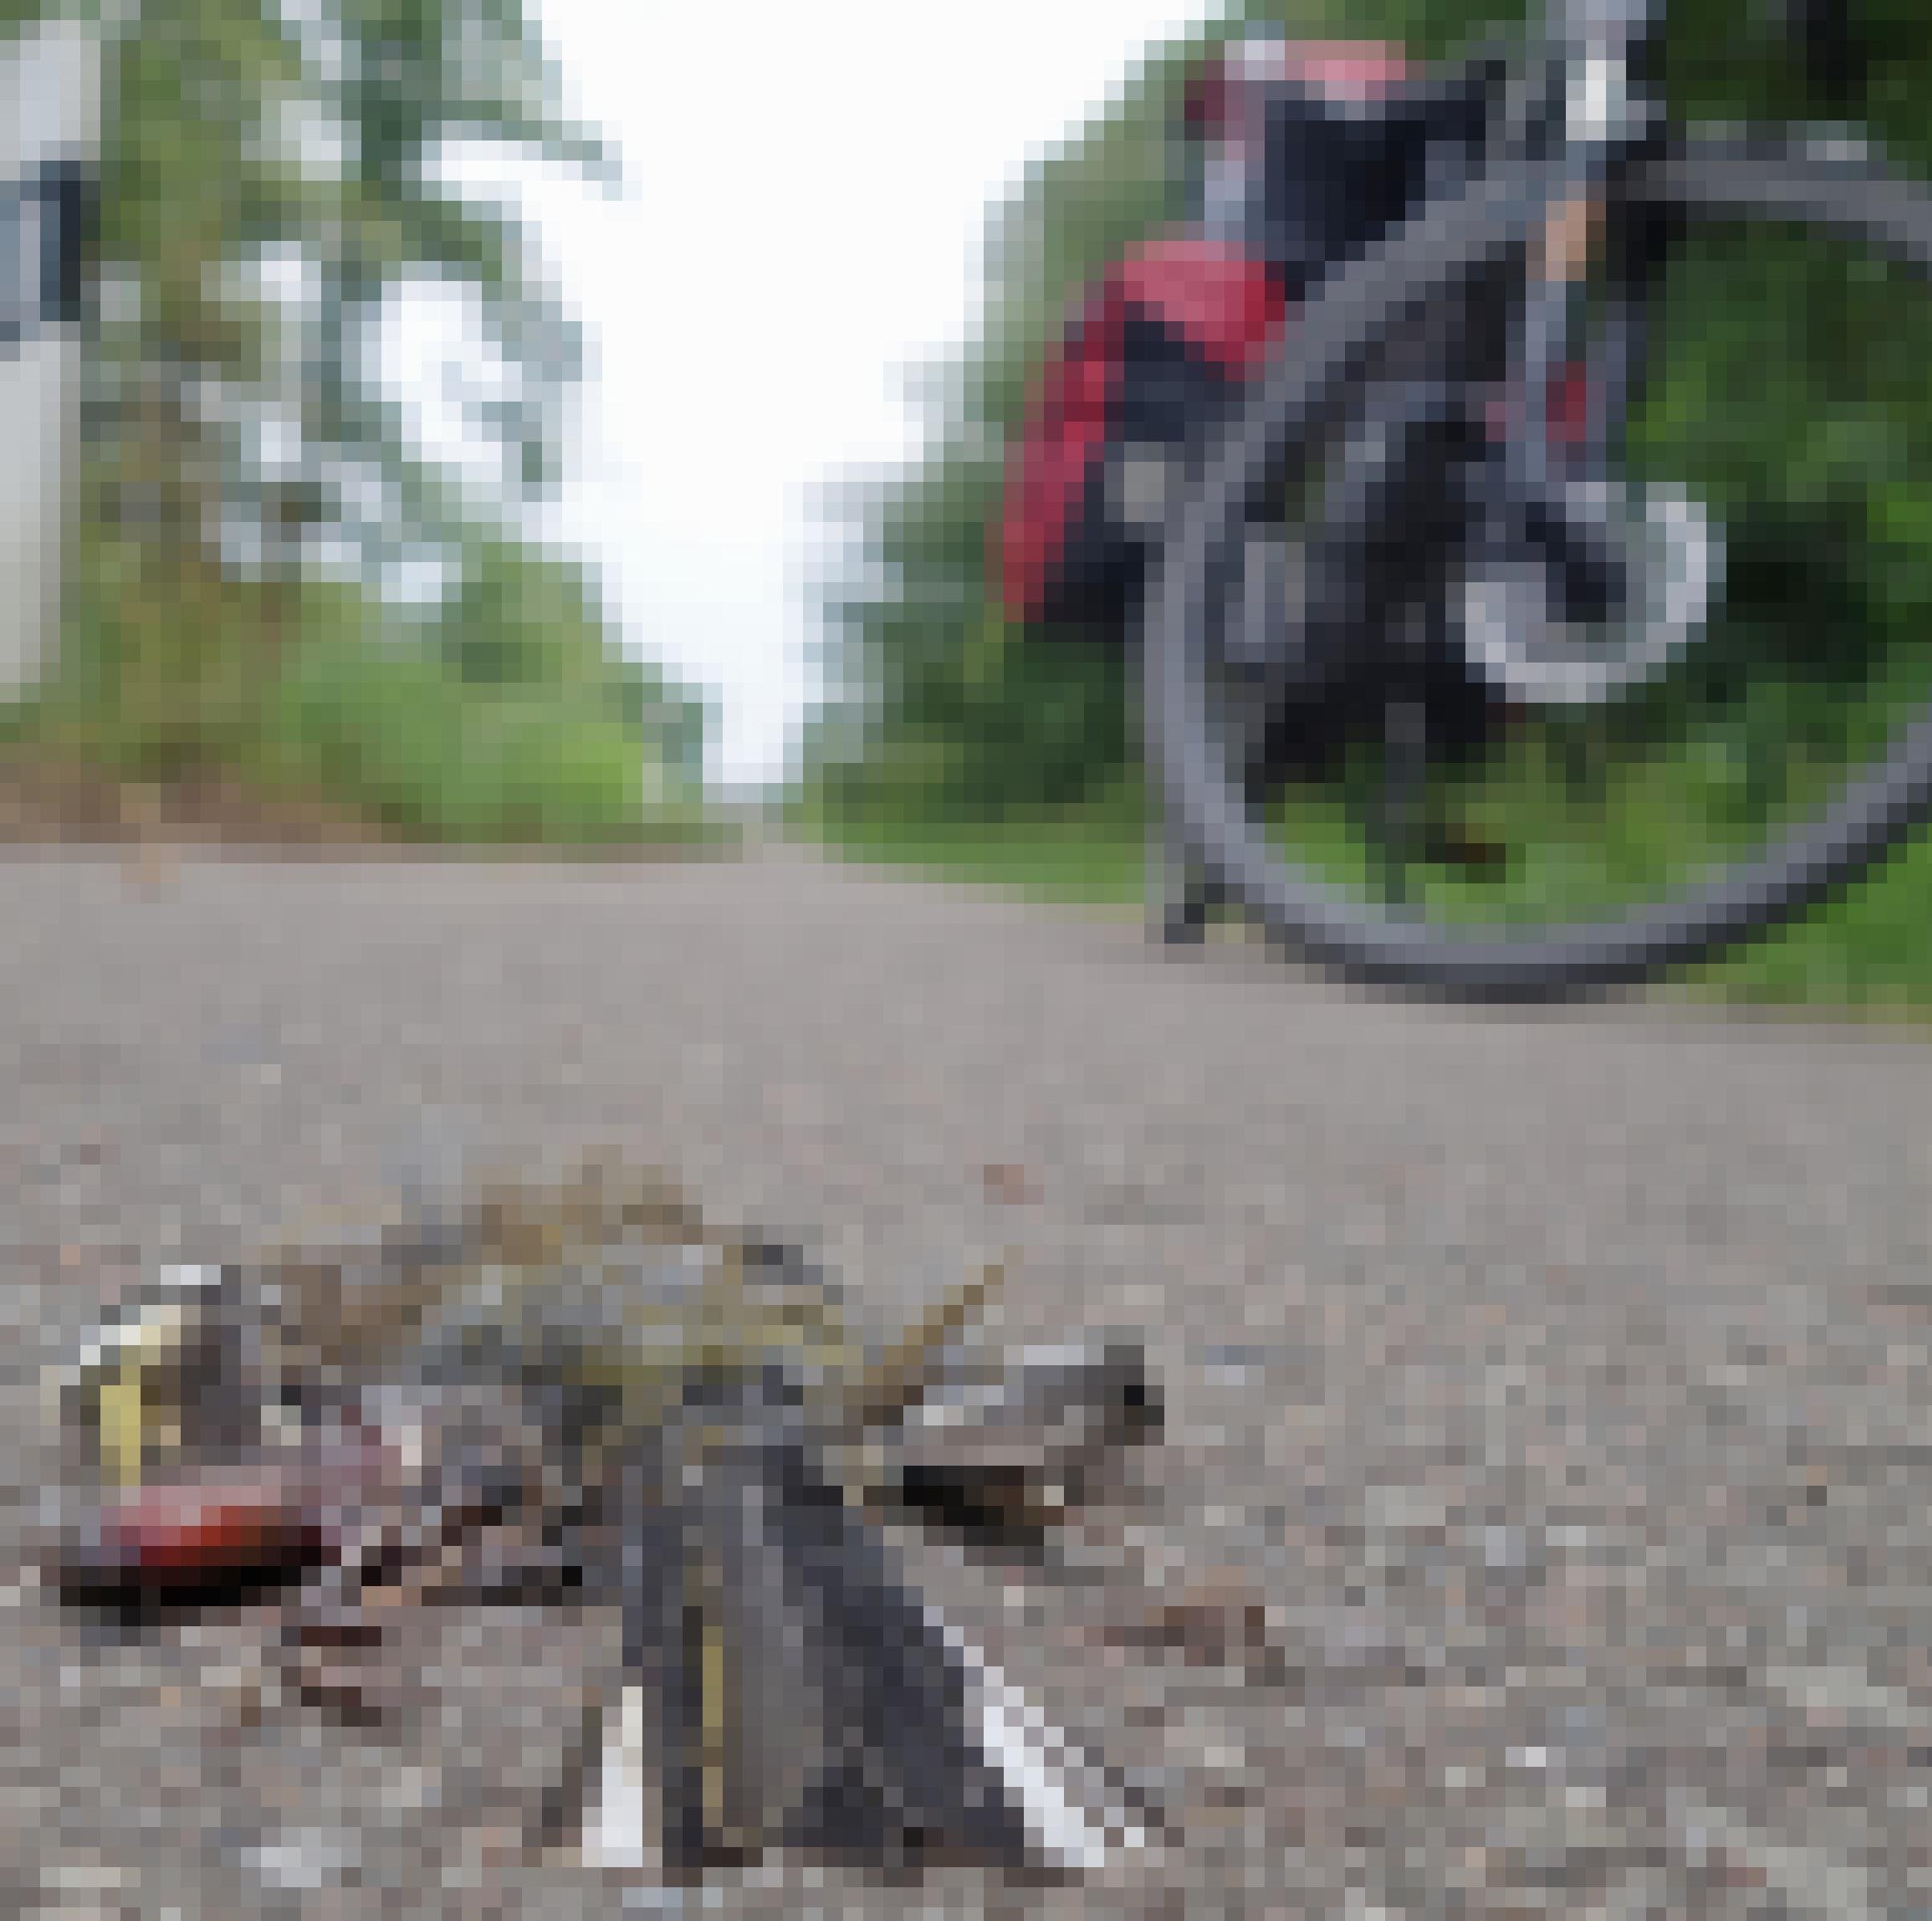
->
[6, 614, 730, 857]
[790, 785, 1932, 1025]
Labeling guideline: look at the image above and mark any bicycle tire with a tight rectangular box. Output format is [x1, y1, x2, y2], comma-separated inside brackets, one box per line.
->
[1144, 130, 1932, 1001]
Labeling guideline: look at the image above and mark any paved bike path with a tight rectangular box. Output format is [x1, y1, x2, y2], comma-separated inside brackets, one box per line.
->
[3, 847, 1928, 1919]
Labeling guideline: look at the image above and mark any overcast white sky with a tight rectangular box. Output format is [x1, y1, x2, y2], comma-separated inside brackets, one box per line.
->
[418, 0, 1225, 793]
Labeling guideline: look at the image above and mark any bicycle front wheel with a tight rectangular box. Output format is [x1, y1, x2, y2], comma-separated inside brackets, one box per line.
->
[1145, 132, 1932, 1001]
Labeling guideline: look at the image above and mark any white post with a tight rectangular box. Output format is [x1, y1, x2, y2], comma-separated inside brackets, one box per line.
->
[0, 15, 100, 701]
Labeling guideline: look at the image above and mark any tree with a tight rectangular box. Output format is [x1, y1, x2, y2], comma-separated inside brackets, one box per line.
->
[10, 0, 709, 833]
[800, 27, 1208, 827]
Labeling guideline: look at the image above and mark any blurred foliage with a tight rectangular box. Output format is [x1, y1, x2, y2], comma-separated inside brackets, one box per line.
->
[5, 0, 711, 840]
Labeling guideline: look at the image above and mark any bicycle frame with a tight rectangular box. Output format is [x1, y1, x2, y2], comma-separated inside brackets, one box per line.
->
[1354, 0, 1681, 705]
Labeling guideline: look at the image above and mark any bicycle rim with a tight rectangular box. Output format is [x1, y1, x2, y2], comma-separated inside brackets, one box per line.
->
[1145, 133, 1932, 1001]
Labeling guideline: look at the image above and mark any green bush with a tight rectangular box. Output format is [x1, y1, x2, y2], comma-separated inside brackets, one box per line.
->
[265, 632, 705, 844]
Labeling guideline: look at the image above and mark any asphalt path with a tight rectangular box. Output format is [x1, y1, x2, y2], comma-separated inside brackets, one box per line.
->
[4, 845, 1930, 1919]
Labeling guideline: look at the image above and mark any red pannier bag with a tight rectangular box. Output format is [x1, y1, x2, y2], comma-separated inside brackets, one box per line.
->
[996, 38, 1510, 638]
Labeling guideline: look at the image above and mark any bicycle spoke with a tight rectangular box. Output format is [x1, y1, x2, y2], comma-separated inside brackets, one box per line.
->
[1374, 693, 1430, 910]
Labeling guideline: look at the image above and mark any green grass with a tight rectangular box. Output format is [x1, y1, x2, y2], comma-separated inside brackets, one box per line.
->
[792, 778, 1932, 1025]
[785, 786, 1153, 909]
[1693, 830, 1932, 1022]
[10, 662, 730, 855]
[15, 538, 727, 853]
[259, 632, 721, 849]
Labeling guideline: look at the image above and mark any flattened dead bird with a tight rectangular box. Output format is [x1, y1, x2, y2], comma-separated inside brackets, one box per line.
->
[43, 1158, 1160, 1881]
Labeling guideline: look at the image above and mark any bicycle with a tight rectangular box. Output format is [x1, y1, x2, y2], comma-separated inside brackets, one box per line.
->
[1143, 0, 1932, 999]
